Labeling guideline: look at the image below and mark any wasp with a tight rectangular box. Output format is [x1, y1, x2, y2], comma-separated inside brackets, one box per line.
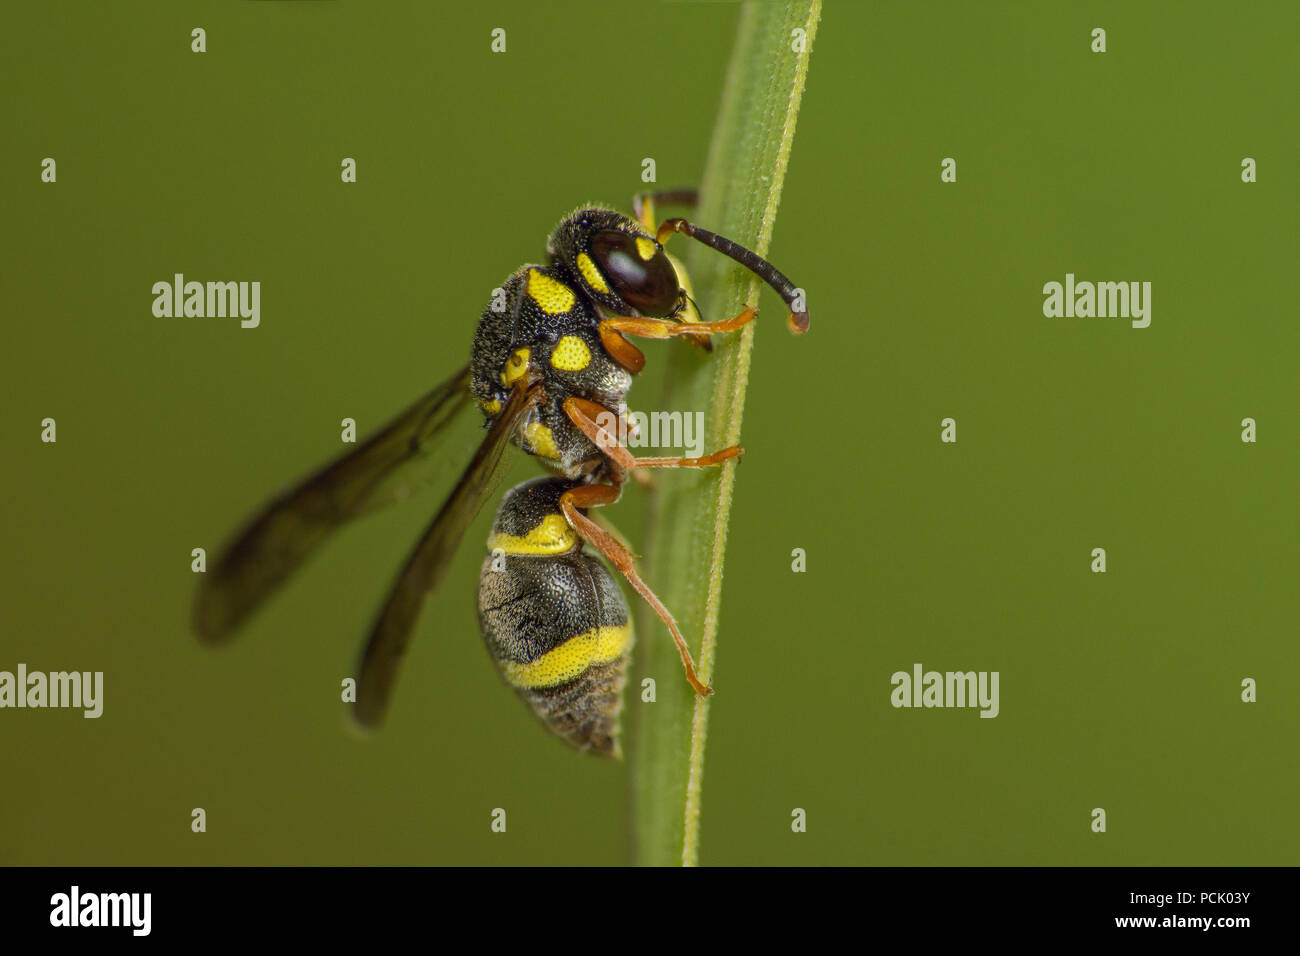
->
[192, 190, 809, 757]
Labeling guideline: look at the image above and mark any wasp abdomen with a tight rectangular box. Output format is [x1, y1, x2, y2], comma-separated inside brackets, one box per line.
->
[513, 649, 628, 758]
[478, 478, 633, 757]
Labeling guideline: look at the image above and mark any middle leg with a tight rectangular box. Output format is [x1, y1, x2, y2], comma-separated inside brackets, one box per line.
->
[564, 397, 742, 471]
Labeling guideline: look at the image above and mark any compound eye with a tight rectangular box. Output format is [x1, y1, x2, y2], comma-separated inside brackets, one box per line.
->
[588, 230, 679, 316]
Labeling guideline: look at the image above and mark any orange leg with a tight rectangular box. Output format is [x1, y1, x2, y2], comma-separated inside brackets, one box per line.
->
[596, 308, 755, 376]
[560, 483, 712, 697]
[598, 326, 646, 375]
[600, 306, 756, 342]
[603, 410, 657, 489]
[563, 397, 743, 471]
[590, 509, 640, 559]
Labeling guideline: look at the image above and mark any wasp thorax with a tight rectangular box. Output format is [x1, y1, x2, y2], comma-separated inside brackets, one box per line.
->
[588, 229, 680, 316]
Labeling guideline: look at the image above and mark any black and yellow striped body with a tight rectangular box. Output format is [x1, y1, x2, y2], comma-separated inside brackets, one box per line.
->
[470, 264, 633, 475]
[477, 476, 632, 756]
[470, 206, 698, 477]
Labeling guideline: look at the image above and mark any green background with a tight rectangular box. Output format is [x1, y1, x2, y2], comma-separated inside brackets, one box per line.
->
[3, 0, 1296, 865]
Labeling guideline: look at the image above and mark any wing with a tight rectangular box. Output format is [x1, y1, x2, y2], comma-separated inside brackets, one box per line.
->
[353, 376, 541, 727]
[193, 364, 474, 644]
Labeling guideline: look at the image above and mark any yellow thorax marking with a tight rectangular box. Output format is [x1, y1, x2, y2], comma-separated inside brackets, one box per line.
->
[500, 347, 530, 386]
[635, 237, 658, 261]
[576, 253, 609, 293]
[502, 624, 632, 688]
[488, 513, 578, 556]
[549, 334, 591, 371]
[526, 269, 576, 314]
[523, 421, 560, 459]
[477, 397, 502, 415]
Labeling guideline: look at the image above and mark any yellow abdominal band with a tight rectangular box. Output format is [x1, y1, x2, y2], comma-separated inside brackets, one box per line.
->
[488, 514, 578, 556]
[502, 625, 631, 689]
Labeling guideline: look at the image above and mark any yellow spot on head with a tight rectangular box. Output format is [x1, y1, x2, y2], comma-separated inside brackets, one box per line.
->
[635, 237, 658, 261]
[549, 334, 591, 372]
[500, 347, 530, 387]
[488, 514, 578, 556]
[576, 253, 609, 294]
[526, 269, 576, 315]
[523, 421, 560, 460]
[502, 624, 632, 688]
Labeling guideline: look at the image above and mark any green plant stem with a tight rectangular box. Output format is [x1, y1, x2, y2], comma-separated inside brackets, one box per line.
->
[631, 0, 820, 868]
